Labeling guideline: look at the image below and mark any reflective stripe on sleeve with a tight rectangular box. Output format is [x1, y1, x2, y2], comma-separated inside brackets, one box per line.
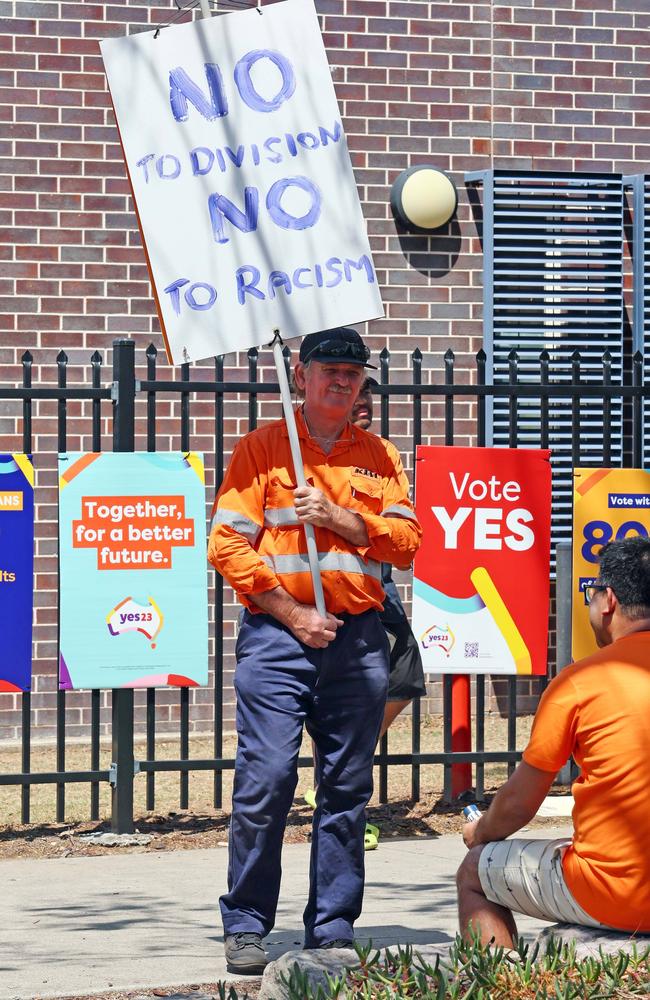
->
[381, 504, 418, 520]
[264, 506, 299, 527]
[261, 551, 382, 580]
[211, 508, 262, 542]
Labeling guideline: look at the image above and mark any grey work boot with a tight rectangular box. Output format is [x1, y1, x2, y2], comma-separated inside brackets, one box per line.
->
[224, 931, 268, 975]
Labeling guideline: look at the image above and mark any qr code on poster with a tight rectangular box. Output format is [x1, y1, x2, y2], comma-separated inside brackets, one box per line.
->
[464, 642, 479, 659]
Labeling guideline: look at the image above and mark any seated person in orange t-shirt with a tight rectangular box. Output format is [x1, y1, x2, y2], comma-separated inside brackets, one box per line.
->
[457, 536, 650, 944]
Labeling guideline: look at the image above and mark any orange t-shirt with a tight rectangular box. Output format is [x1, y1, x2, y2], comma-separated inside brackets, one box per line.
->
[523, 631, 650, 932]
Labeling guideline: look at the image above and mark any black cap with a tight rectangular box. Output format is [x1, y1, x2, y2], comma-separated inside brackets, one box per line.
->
[299, 327, 377, 369]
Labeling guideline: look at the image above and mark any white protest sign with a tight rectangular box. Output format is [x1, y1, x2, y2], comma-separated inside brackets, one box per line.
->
[100, 0, 384, 365]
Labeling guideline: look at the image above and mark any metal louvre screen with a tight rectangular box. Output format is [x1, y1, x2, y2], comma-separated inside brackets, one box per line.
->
[641, 175, 650, 468]
[471, 169, 625, 553]
[627, 172, 650, 468]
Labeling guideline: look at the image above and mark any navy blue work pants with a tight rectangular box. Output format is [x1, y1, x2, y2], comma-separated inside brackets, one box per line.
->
[219, 608, 389, 947]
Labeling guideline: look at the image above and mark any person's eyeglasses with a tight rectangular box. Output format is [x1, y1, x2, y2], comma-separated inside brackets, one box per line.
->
[583, 583, 610, 606]
[303, 338, 370, 364]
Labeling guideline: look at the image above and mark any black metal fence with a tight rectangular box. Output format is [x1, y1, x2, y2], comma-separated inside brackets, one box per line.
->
[1, 339, 647, 832]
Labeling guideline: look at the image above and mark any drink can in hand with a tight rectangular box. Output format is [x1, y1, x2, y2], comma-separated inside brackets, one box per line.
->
[462, 804, 482, 822]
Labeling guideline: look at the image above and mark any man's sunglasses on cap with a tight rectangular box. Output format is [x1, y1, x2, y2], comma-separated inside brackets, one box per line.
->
[302, 338, 371, 364]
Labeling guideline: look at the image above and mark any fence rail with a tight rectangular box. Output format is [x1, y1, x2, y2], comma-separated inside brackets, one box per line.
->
[1, 339, 647, 832]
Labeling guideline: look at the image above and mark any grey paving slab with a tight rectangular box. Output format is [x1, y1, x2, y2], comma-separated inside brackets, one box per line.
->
[1, 827, 572, 1000]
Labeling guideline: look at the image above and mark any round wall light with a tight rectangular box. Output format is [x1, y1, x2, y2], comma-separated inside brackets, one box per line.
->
[390, 165, 458, 232]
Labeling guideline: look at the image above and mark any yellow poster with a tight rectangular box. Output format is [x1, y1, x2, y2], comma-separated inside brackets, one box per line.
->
[572, 468, 650, 660]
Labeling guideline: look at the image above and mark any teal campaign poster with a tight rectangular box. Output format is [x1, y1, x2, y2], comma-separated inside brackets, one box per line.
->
[58, 452, 208, 689]
[0, 454, 34, 692]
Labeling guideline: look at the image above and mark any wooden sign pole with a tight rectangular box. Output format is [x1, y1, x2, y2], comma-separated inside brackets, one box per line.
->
[197, 1, 326, 617]
[270, 332, 327, 617]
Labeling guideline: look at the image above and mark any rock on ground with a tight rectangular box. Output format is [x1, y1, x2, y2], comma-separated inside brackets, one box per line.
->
[259, 946, 358, 1000]
[131, 995, 216, 1000]
[259, 928, 650, 999]
[536, 923, 650, 959]
[78, 832, 154, 846]
[259, 943, 449, 1000]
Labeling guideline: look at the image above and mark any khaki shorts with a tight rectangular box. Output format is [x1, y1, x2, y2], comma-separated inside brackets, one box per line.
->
[478, 838, 605, 927]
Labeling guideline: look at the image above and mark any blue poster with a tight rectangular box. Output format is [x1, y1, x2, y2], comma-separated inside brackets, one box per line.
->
[58, 452, 208, 689]
[0, 455, 34, 692]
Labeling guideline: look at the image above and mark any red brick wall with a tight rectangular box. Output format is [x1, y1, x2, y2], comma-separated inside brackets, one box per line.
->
[1, 0, 649, 740]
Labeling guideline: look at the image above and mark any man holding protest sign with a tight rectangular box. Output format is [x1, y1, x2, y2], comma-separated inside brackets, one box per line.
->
[209, 326, 422, 973]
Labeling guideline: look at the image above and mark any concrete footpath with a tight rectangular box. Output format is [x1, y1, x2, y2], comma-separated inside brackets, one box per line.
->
[2, 826, 572, 1000]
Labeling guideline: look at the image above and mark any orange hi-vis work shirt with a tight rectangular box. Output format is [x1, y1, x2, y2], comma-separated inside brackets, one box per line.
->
[208, 408, 422, 615]
[522, 631, 650, 932]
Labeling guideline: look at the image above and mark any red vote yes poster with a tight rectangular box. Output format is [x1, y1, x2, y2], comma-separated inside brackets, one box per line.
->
[413, 447, 552, 675]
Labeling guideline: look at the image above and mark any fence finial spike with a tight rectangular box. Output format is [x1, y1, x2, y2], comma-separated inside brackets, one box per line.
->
[22, 349, 33, 364]
[57, 349, 68, 364]
[379, 346, 390, 362]
[146, 343, 158, 360]
[90, 350, 102, 365]
[571, 348, 581, 363]
[476, 348, 486, 363]
[444, 348, 455, 363]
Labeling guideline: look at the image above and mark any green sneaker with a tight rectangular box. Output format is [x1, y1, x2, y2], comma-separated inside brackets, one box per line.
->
[304, 788, 317, 809]
[364, 821, 379, 851]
